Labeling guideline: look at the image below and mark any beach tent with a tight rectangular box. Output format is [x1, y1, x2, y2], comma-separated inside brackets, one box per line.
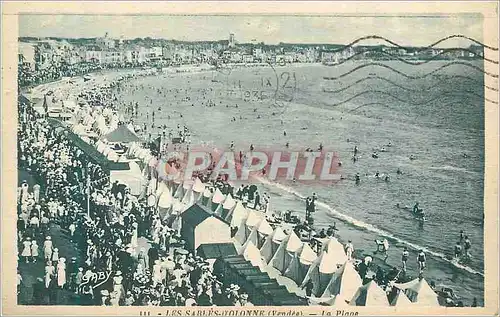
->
[210, 188, 225, 212]
[321, 238, 348, 265]
[225, 201, 249, 228]
[181, 181, 195, 206]
[201, 187, 213, 207]
[393, 278, 439, 306]
[321, 261, 362, 300]
[269, 232, 303, 273]
[244, 210, 265, 237]
[300, 252, 334, 296]
[218, 194, 236, 219]
[284, 243, 318, 285]
[191, 178, 206, 202]
[240, 241, 265, 269]
[390, 290, 413, 307]
[255, 218, 274, 248]
[260, 227, 288, 264]
[233, 208, 257, 245]
[350, 280, 390, 306]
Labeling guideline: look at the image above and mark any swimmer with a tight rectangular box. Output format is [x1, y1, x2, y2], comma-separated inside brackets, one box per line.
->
[454, 242, 462, 259]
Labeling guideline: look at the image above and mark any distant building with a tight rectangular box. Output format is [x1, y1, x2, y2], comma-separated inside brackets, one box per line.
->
[85, 46, 103, 64]
[96, 32, 116, 50]
[18, 42, 36, 70]
[229, 33, 235, 48]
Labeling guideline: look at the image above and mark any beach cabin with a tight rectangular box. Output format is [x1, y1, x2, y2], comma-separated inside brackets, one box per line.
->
[180, 204, 231, 253]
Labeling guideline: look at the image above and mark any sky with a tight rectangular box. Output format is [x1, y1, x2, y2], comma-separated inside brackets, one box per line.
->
[19, 14, 484, 47]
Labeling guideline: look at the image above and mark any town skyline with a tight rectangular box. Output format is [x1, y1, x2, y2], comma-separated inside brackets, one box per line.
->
[19, 14, 484, 47]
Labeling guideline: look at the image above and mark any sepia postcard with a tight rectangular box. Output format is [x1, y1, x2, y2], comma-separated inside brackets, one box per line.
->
[1, 1, 498, 316]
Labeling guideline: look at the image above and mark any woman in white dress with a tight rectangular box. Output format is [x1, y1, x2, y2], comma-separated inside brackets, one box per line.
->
[130, 222, 138, 250]
[57, 258, 66, 289]
[112, 271, 125, 300]
[21, 237, 32, 263]
[43, 236, 53, 261]
[152, 260, 162, 287]
[51, 248, 59, 264]
[44, 261, 55, 288]
[31, 240, 39, 263]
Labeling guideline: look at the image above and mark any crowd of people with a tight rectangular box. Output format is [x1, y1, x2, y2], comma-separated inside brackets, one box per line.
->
[17, 90, 254, 306]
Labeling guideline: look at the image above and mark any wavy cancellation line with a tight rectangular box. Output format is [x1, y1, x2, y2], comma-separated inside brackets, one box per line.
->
[345, 100, 484, 114]
[321, 75, 499, 93]
[323, 61, 499, 81]
[326, 34, 499, 54]
[327, 89, 498, 108]
[327, 47, 498, 66]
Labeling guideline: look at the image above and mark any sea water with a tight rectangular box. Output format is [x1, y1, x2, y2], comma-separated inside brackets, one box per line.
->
[113, 61, 485, 304]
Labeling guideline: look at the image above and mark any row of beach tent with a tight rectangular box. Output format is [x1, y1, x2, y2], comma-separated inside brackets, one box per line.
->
[86, 136, 441, 308]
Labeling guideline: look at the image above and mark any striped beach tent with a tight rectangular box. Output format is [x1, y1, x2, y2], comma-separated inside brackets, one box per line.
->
[284, 243, 317, 285]
[350, 280, 390, 306]
[390, 289, 413, 306]
[255, 218, 273, 248]
[321, 261, 362, 300]
[321, 237, 348, 266]
[393, 278, 439, 306]
[269, 231, 303, 273]
[260, 227, 287, 264]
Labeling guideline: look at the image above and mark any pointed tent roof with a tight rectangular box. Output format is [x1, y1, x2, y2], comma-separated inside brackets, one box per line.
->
[222, 194, 236, 210]
[192, 178, 205, 193]
[101, 124, 142, 143]
[391, 290, 413, 307]
[256, 218, 273, 236]
[211, 188, 225, 204]
[322, 238, 348, 265]
[394, 278, 439, 306]
[228, 201, 250, 227]
[242, 241, 264, 269]
[260, 227, 288, 263]
[245, 210, 264, 228]
[269, 231, 304, 272]
[299, 243, 318, 265]
[350, 280, 390, 306]
[284, 231, 303, 253]
[322, 261, 362, 299]
[203, 187, 213, 198]
[272, 227, 287, 242]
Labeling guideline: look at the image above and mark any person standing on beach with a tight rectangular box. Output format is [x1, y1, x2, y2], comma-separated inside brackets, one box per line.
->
[401, 247, 409, 271]
[417, 250, 426, 273]
[345, 240, 354, 261]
